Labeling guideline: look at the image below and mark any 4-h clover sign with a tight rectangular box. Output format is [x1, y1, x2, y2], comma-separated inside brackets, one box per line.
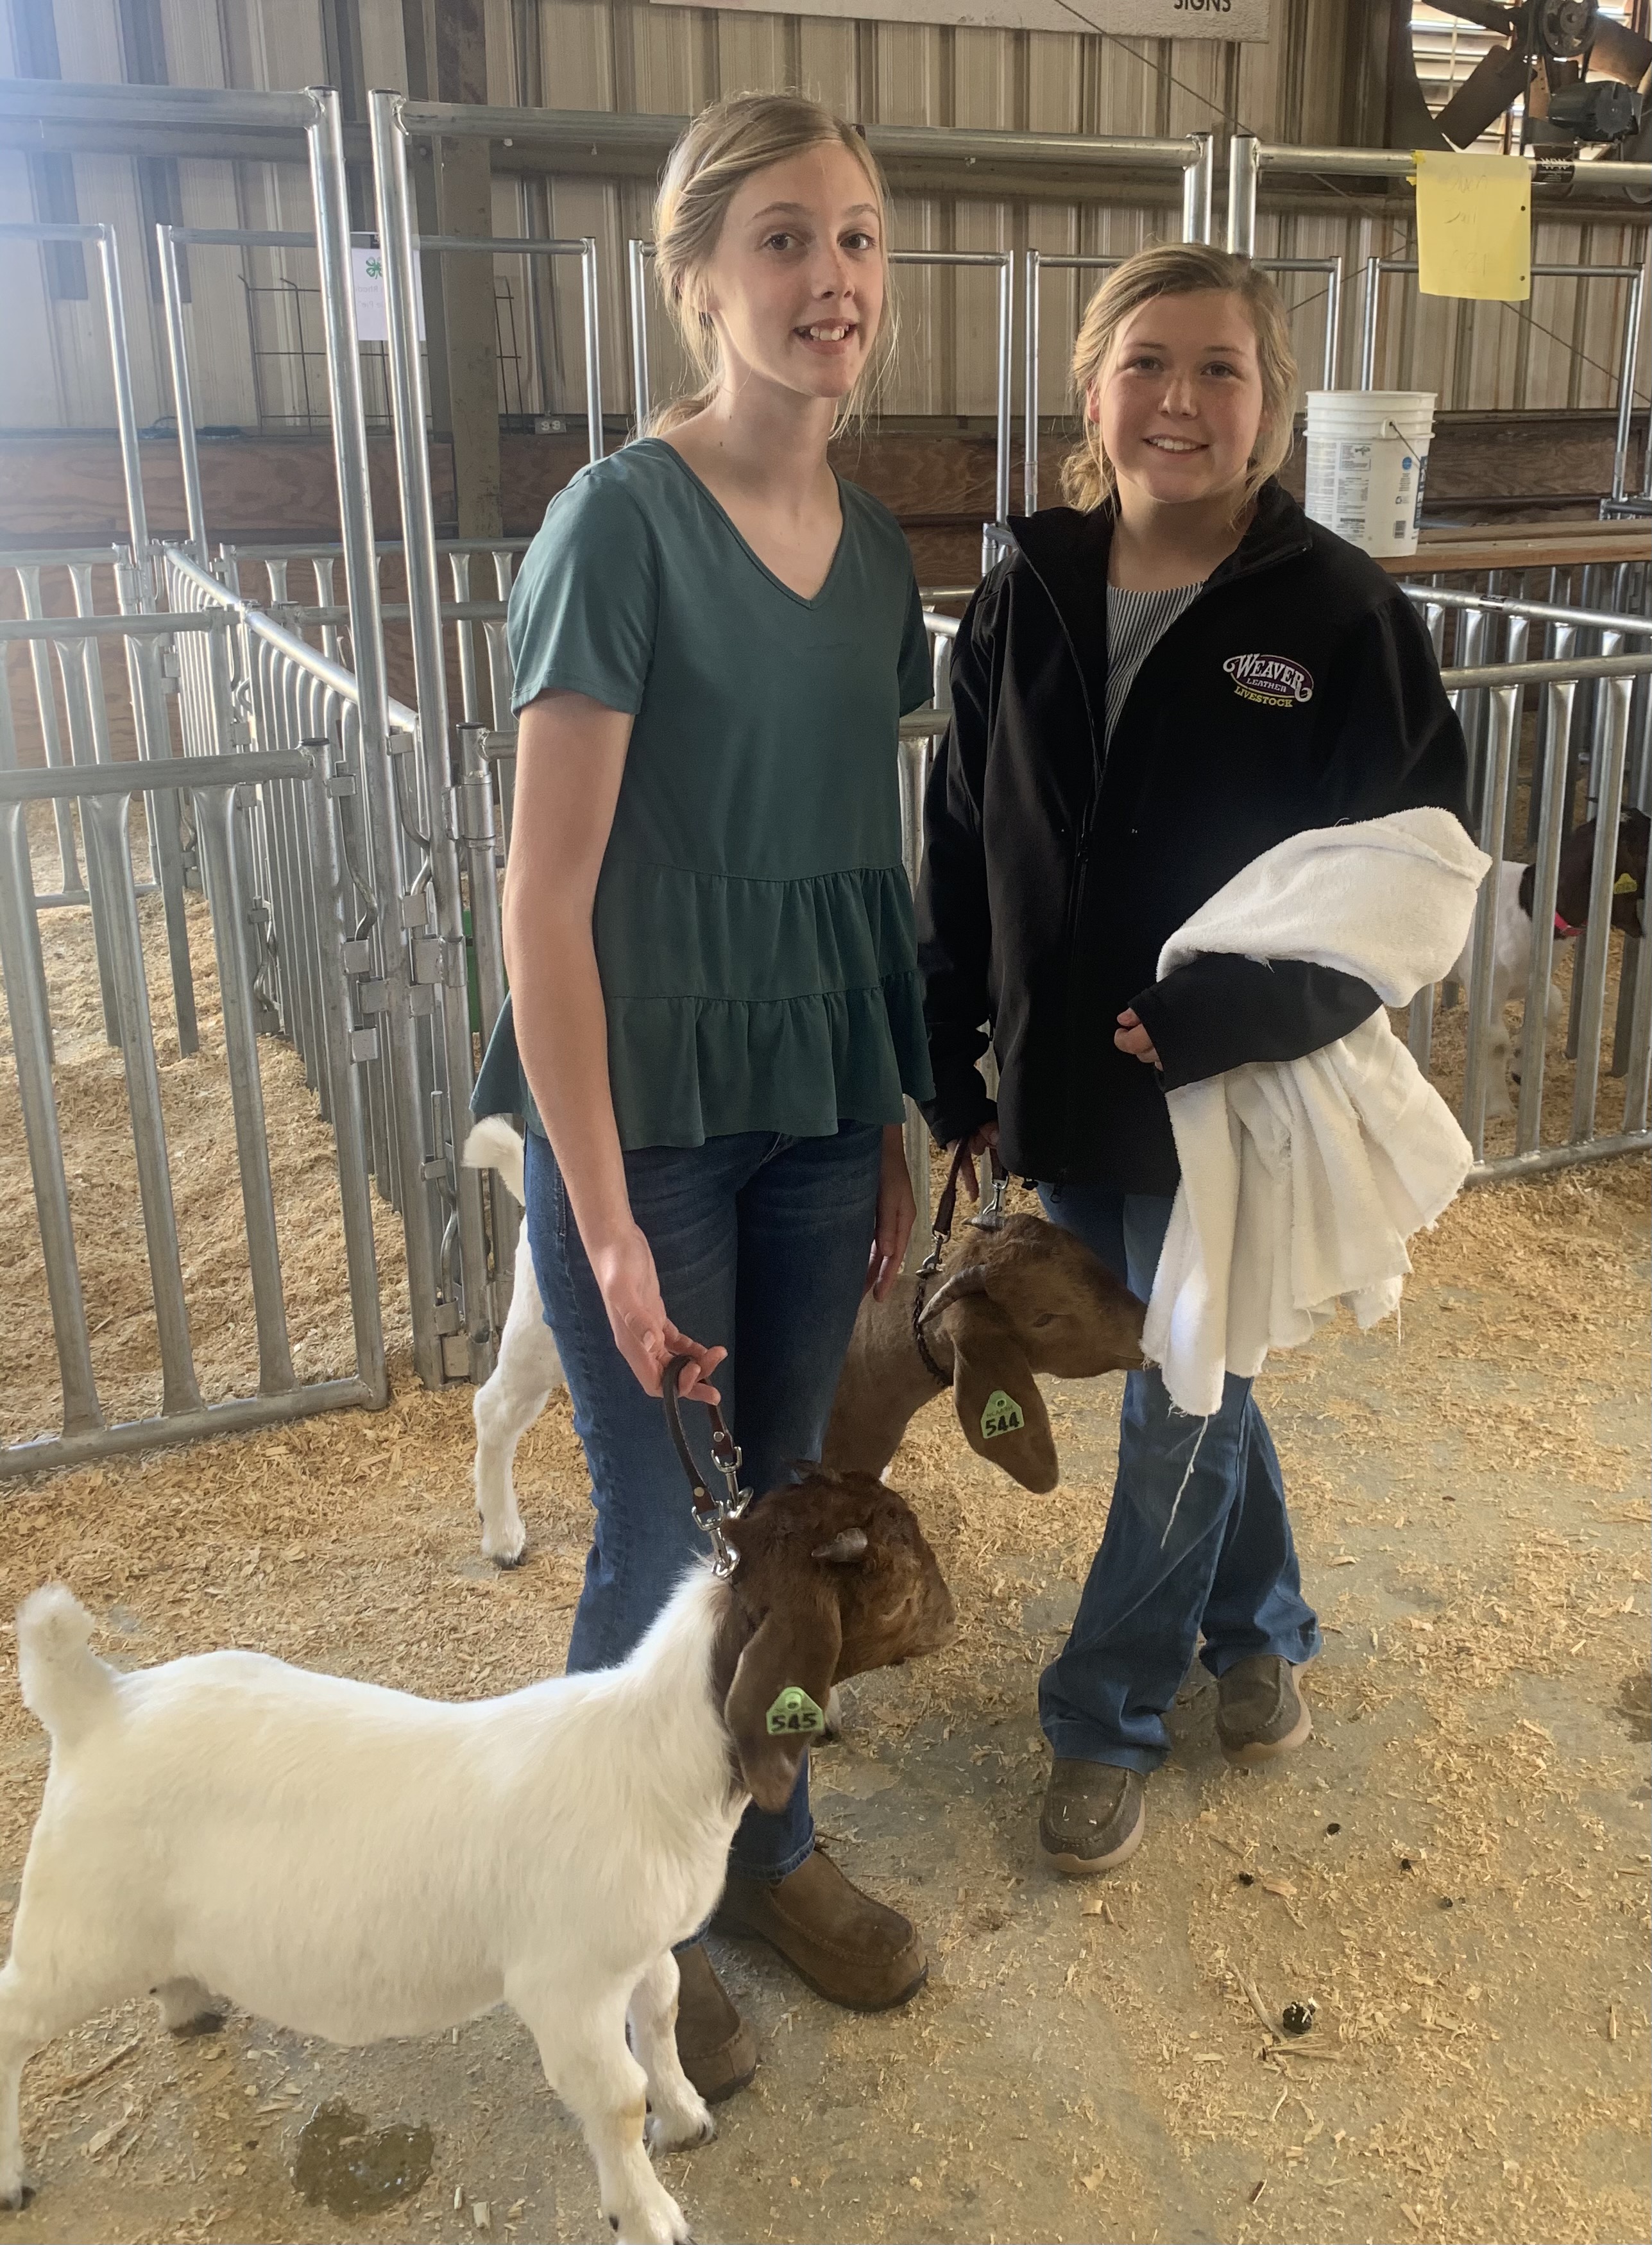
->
[350, 246, 424, 346]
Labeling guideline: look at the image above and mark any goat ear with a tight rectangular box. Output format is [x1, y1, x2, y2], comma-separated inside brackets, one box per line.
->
[934, 1294, 1059, 1494]
[724, 1585, 844, 1814]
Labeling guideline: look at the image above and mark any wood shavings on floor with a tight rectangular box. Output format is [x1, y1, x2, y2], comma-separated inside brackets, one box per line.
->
[0, 844, 1647, 2244]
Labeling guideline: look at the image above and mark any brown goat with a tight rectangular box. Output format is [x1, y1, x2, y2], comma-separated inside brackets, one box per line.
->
[715, 1469, 957, 1809]
[822, 1212, 1146, 1496]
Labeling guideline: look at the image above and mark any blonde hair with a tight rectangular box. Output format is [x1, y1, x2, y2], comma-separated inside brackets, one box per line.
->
[1059, 243, 1297, 513]
[649, 92, 895, 436]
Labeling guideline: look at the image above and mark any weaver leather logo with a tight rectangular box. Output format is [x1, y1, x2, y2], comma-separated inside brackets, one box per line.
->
[1223, 652, 1315, 708]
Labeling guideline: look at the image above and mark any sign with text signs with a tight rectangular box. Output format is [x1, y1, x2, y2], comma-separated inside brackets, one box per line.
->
[652, 0, 1268, 37]
[351, 248, 426, 347]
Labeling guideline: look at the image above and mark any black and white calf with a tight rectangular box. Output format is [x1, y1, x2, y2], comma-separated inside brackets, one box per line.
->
[1449, 808, 1648, 1118]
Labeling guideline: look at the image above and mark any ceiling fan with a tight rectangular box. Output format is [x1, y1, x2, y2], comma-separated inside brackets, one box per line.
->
[1417, 2, 1652, 161]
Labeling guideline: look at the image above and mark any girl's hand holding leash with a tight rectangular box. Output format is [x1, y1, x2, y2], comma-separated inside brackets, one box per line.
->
[946, 1120, 1001, 1202]
[1114, 1007, 1161, 1066]
[865, 1123, 916, 1301]
[588, 1225, 728, 1403]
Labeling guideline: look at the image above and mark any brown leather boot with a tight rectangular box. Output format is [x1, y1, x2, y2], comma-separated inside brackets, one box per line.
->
[713, 1847, 926, 2011]
[672, 1943, 756, 2104]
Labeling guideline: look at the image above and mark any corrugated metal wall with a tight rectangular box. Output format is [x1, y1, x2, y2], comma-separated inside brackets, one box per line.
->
[0, 0, 1646, 436]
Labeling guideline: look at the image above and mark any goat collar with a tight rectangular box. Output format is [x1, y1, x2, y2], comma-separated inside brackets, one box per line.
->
[911, 1265, 951, 1388]
[910, 1140, 1010, 1387]
[1554, 910, 1580, 938]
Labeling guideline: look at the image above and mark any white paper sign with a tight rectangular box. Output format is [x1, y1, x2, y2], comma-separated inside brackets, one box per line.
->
[653, 0, 1268, 34]
[351, 246, 425, 346]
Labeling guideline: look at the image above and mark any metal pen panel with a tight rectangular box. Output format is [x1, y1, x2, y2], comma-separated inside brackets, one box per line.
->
[1514, 678, 1576, 1155]
[1023, 251, 1343, 511]
[0, 789, 102, 1439]
[115, 556, 198, 1055]
[51, 632, 123, 1049]
[79, 785, 203, 1418]
[628, 237, 652, 438]
[370, 87, 491, 1381]
[1358, 260, 1642, 427]
[303, 751, 389, 1403]
[307, 83, 447, 1390]
[1182, 134, 1214, 248]
[1569, 678, 1633, 1143]
[1460, 683, 1520, 1157]
[192, 783, 297, 1396]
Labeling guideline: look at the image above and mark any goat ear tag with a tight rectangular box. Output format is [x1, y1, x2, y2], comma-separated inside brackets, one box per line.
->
[980, 1389, 1026, 1440]
[765, 1686, 826, 1737]
[1615, 871, 1639, 896]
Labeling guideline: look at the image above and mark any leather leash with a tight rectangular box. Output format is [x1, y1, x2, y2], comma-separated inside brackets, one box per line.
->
[661, 1353, 752, 1577]
[911, 1139, 1009, 1387]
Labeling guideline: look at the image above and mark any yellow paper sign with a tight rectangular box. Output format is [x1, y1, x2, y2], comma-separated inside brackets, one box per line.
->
[1413, 149, 1531, 302]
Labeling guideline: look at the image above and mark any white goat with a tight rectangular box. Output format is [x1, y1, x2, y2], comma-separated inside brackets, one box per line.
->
[464, 1117, 562, 1566]
[0, 1473, 953, 2241]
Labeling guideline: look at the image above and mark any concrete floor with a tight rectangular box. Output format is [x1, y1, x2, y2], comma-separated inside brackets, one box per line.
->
[0, 1158, 1646, 2245]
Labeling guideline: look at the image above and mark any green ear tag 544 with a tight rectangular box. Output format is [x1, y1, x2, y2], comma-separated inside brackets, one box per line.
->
[765, 1686, 826, 1737]
[980, 1389, 1026, 1440]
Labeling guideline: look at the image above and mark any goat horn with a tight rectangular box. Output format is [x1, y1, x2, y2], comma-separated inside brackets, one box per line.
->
[812, 1527, 869, 1564]
[919, 1264, 989, 1323]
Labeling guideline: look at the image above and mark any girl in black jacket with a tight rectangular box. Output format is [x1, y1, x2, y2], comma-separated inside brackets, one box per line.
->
[919, 244, 1469, 1875]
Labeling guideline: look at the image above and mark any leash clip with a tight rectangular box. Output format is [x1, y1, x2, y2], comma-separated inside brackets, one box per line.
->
[969, 1161, 1008, 1233]
[662, 1355, 752, 1578]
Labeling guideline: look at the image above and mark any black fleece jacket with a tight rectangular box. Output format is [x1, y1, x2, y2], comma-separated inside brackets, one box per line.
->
[917, 480, 1472, 1195]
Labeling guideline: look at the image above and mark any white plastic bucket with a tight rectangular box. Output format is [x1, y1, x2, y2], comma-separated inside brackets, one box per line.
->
[1304, 390, 1436, 559]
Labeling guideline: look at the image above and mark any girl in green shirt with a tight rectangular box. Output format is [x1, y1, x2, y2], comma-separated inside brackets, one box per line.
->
[475, 94, 935, 2103]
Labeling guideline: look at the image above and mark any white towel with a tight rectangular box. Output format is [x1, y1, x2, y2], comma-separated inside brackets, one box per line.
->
[1143, 807, 1490, 1417]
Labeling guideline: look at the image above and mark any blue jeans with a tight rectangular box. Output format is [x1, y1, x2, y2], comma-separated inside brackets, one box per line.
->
[1036, 1183, 1320, 1774]
[524, 1120, 883, 1880]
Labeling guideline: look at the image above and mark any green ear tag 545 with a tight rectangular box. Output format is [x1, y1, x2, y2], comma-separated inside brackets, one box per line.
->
[980, 1389, 1026, 1440]
[765, 1686, 826, 1737]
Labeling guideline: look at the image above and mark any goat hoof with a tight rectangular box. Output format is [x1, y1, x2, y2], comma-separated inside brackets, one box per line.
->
[168, 2010, 226, 2039]
[0, 2182, 34, 2212]
[490, 1546, 527, 1571]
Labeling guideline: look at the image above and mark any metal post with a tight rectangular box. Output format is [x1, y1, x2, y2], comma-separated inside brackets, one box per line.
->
[1024, 250, 1042, 515]
[371, 85, 492, 1381]
[158, 226, 209, 562]
[307, 81, 446, 1389]
[1227, 133, 1259, 256]
[0, 738, 102, 1435]
[90, 226, 151, 597]
[1611, 264, 1645, 506]
[627, 237, 652, 435]
[1571, 677, 1633, 1141]
[13, 564, 84, 897]
[1182, 133, 1214, 246]
[115, 555, 198, 1054]
[303, 755, 390, 1403]
[994, 250, 1013, 532]
[1461, 683, 1519, 1156]
[1323, 256, 1342, 390]
[579, 235, 604, 463]
[1359, 255, 1381, 390]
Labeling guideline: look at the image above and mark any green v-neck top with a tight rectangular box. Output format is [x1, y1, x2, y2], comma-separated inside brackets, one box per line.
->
[472, 438, 936, 1150]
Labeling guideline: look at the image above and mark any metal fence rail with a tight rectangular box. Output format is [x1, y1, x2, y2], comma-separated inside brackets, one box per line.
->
[0, 719, 386, 1479]
[162, 547, 473, 1391]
